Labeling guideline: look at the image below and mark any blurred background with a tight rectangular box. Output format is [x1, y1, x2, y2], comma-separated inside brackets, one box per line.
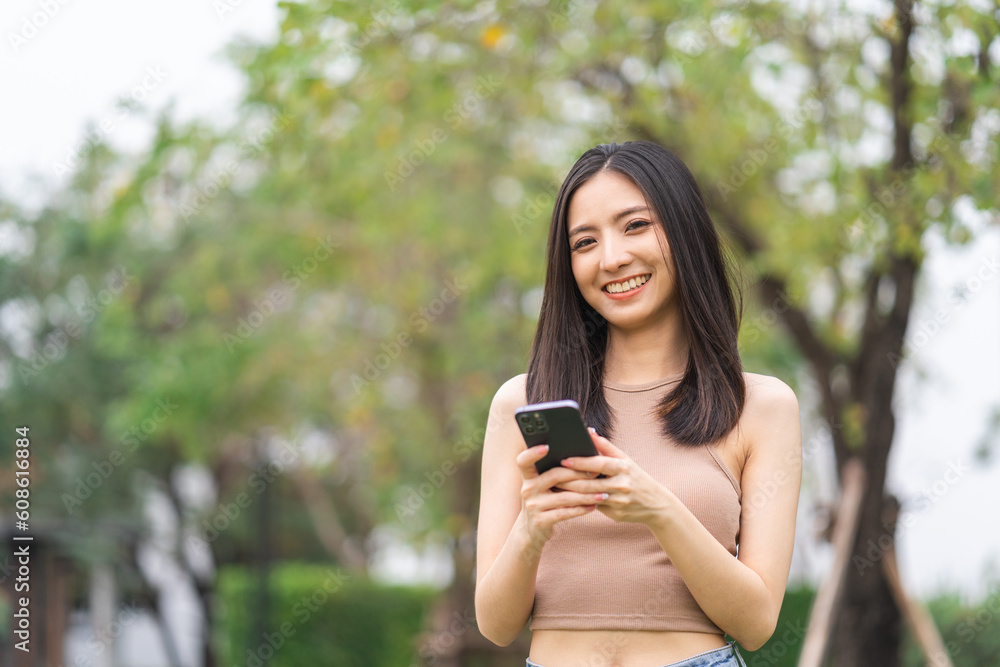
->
[0, 0, 998, 665]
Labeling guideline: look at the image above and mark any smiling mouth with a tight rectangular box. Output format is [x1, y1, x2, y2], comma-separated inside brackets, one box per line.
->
[603, 274, 651, 294]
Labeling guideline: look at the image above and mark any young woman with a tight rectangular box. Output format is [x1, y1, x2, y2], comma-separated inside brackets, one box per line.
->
[475, 141, 802, 667]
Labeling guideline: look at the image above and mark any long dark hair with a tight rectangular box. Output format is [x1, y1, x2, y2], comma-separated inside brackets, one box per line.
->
[526, 141, 745, 446]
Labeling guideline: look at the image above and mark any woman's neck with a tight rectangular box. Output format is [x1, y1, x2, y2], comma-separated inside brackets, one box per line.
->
[603, 320, 690, 385]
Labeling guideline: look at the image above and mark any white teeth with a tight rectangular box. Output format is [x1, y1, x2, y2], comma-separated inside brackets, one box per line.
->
[605, 275, 649, 294]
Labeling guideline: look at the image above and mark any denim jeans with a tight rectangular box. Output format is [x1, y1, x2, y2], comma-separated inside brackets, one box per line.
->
[526, 640, 748, 667]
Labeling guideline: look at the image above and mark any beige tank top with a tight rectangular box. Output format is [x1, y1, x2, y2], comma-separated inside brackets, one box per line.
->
[529, 373, 742, 633]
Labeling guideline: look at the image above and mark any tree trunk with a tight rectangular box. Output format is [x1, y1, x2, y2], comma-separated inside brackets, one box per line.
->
[799, 460, 865, 667]
[162, 469, 217, 667]
[830, 413, 904, 666]
[833, 496, 903, 666]
[831, 246, 917, 665]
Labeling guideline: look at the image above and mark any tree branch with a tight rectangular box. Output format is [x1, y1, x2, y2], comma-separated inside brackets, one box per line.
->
[291, 468, 368, 574]
[799, 459, 866, 667]
[890, 0, 916, 171]
[708, 198, 852, 468]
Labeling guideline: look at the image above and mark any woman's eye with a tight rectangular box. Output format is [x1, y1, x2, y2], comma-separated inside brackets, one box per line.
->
[626, 220, 650, 232]
[572, 238, 595, 251]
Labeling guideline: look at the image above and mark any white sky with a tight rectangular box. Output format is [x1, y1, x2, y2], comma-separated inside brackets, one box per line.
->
[0, 0, 281, 207]
[889, 225, 1000, 600]
[1, 0, 998, 604]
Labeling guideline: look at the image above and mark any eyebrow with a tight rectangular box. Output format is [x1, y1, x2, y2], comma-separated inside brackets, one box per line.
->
[568, 205, 651, 237]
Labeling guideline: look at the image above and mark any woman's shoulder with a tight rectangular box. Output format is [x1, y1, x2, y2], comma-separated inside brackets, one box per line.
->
[739, 371, 801, 453]
[483, 374, 528, 450]
[742, 371, 798, 409]
[491, 373, 527, 413]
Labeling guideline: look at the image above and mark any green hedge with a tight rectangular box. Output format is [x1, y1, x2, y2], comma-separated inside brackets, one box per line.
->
[739, 584, 1000, 667]
[901, 588, 1000, 667]
[217, 564, 436, 667]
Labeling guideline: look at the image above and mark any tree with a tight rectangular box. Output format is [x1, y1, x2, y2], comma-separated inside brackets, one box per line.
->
[2, 0, 996, 665]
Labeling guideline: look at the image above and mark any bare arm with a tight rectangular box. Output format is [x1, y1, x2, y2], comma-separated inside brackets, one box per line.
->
[560, 376, 802, 650]
[474, 376, 603, 646]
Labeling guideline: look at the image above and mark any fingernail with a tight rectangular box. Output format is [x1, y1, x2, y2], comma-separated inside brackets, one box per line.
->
[596, 493, 608, 501]
[562, 459, 574, 467]
[587, 427, 596, 434]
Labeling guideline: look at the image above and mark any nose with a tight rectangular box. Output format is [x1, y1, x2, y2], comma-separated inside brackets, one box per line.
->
[599, 235, 633, 273]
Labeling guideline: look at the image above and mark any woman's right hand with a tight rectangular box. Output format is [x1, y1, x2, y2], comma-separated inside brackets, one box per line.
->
[515, 444, 606, 557]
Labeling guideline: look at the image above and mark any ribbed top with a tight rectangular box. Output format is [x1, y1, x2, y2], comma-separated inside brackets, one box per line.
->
[529, 374, 742, 634]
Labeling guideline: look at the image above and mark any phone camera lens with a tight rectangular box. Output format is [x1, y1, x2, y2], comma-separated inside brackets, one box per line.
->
[524, 425, 535, 434]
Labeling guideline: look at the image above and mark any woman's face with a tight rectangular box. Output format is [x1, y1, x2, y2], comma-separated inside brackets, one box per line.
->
[567, 170, 678, 333]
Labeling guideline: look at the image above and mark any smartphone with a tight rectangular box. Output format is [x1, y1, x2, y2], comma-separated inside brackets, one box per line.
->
[514, 400, 598, 474]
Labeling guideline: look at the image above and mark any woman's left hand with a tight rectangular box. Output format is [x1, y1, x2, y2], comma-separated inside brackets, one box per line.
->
[557, 428, 672, 526]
